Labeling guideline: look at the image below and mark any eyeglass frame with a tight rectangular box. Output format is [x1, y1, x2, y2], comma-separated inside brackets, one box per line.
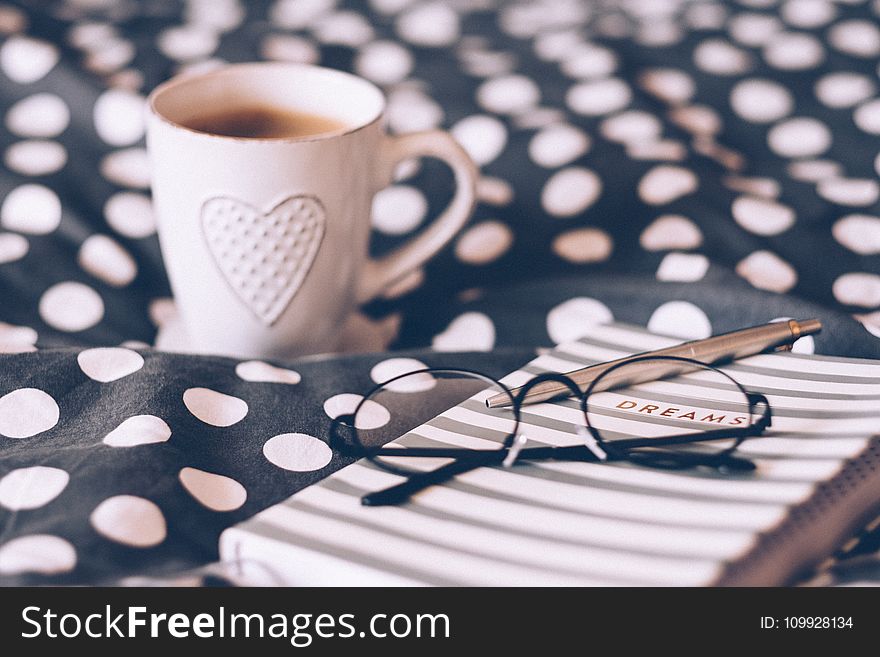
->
[330, 355, 773, 506]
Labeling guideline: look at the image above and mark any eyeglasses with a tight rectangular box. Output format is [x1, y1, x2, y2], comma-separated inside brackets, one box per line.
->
[330, 355, 772, 506]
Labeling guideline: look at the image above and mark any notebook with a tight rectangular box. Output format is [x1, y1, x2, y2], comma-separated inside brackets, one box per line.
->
[219, 323, 880, 586]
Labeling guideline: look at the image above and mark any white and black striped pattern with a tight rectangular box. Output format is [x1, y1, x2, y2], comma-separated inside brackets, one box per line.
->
[221, 324, 880, 586]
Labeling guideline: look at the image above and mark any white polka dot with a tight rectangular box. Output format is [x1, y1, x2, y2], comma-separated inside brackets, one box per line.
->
[90, 495, 166, 548]
[396, 2, 459, 47]
[263, 432, 333, 471]
[432, 312, 496, 352]
[77, 235, 137, 287]
[732, 196, 795, 235]
[0, 36, 58, 83]
[817, 178, 880, 207]
[157, 24, 218, 61]
[0, 321, 36, 354]
[657, 253, 710, 282]
[100, 148, 150, 188]
[261, 34, 319, 64]
[355, 40, 413, 85]
[566, 78, 632, 115]
[148, 297, 176, 327]
[626, 140, 688, 162]
[829, 20, 880, 58]
[648, 301, 712, 339]
[764, 32, 824, 69]
[782, 0, 837, 27]
[599, 111, 663, 144]
[451, 115, 507, 167]
[638, 166, 698, 205]
[559, 43, 617, 78]
[39, 282, 104, 332]
[77, 347, 144, 382]
[454, 221, 513, 265]
[325, 393, 392, 429]
[0, 388, 59, 438]
[787, 159, 842, 182]
[546, 297, 614, 344]
[386, 88, 443, 133]
[183, 388, 248, 427]
[541, 167, 602, 217]
[668, 105, 722, 136]
[175, 57, 228, 79]
[103, 415, 171, 447]
[533, 31, 583, 62]
[512, 107, 566, 130]
[370, 357, 435, 392]
[736, 251, 798, 292]
[854, 99, 880, 135]
[636, 22, 685, 47]
[179, 467, 246, 512]
[186, 0, 245, 32]
[4, 140, 66, 176]
[371, 185, 427, 235]
[93, 90, 145, 147]
[638, 69, 694, 105]
[767, 117, 831, 158]
[815, 73, 875, 108]
[640, 215, 703, 251]
[235, 360, 301, 384]
[552, 227, 614, 263]
[85, 38, 136, 75]
[0, 466, 68, 511]
[856, 311, 880, 339]
[476, 176, 514, 206]
[728, 12, 782, 47]
[876, 152, 880, 179]
[0, 232, 28, 264]
[0, 535, 75, 575]
[477, 75, 540, 114]
[459, 49, 517, 78]
[694, 39, 752, 75]
[1, 184, 61, 234]
[0, 5, 26, 33]
[270, 0, 334, 29]
[313, 11, 375, 47]
[103, 192, 155, 238]
[833, 273, 880, 308]
[686, 2, 727, 29]
[730, 79, 794, 123]
[833, 215, 880, 255]
[528, 123, 590, 168]
[5, 93, 69, 138]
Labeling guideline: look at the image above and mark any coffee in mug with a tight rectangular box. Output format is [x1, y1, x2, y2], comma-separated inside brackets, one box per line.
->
[147, 63, 478, 359]
[185, 105, 348, 140]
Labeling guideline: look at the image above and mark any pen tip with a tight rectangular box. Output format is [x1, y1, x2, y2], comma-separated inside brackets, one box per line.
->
[796, 319, 822, 336]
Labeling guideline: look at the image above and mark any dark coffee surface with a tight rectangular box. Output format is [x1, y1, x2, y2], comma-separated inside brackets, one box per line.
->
[185, 105, 347, 138]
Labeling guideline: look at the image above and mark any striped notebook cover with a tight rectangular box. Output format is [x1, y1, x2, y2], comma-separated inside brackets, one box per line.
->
[220, 323, 880, 586]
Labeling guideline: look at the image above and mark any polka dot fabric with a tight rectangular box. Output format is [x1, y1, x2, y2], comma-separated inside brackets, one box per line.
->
[0, 0, 879, 583]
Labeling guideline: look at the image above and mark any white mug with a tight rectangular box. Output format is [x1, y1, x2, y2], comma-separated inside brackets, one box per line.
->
[147, 62, 477, 359]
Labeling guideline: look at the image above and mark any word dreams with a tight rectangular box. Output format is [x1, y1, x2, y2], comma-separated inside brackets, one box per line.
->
[615, 400, 748, 426]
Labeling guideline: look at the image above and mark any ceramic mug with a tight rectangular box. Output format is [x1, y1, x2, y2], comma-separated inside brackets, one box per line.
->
[147, 62, 477, 359]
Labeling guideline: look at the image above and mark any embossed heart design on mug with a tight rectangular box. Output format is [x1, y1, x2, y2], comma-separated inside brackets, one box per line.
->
[201, 195, 325, 326]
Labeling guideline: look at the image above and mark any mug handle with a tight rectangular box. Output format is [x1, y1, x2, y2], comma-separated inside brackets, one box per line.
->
[356, 130, 478, 304]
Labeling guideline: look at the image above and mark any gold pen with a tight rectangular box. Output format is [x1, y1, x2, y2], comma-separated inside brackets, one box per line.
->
[485, 318, 822, 408]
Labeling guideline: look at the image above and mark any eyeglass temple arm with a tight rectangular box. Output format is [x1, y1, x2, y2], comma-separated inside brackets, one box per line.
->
[361, 451, 504, 506]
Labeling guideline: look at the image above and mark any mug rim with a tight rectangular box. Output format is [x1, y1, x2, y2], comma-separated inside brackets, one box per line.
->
[147, 61, 386, 144]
